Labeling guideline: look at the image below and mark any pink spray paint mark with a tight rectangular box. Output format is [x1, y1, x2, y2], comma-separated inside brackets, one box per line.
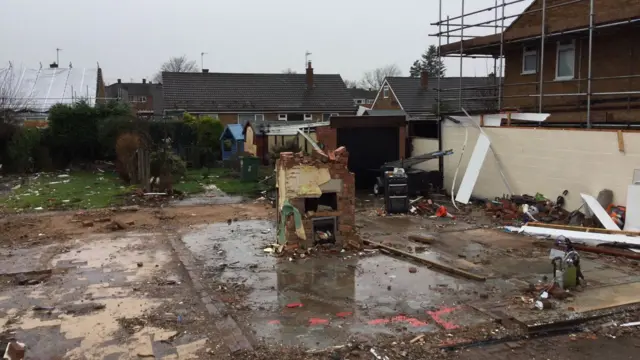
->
[268, 320, 281, 325]
[286, 302, 303, 308]
[336, 312, 353, 318]
[391, 315, 408, 322]
[368, 318, 390, 325]
[405, 318, 429, 327]
[309, 318, 329, 326]
[427, 306, 461, 330]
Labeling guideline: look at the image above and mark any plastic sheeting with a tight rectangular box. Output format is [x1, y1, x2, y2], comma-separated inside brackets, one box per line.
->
[0, 65, 98, 112]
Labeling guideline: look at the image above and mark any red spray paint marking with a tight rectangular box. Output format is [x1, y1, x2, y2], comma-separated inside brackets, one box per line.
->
[286, 302, 303, 308]
[368, 318, 390, 325]
[427, 306, 460, 330]
[309, 318, 329, 326]
[268, 320, 281, 325]
[336, 312, 353, 318]
[405, 318, 428, 327]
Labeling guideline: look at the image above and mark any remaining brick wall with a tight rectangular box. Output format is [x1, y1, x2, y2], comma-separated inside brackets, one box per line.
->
[503, 27, 640, 122]
[277, 148, 357, 249]
[315, 126, 337, 151]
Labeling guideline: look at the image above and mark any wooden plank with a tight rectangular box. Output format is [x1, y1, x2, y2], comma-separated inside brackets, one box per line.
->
[408, 234, 437, 244]
[455, 133, 490, 204]
[581, 193, 621, 231]
[364, 240, 486, 282]
[617, 130, 625, 153]
[570, 282, 640, 313]
[527, 222, 640, 236]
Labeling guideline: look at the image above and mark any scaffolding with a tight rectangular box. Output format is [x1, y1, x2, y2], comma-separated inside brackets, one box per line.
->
[430, 0, 640, 128]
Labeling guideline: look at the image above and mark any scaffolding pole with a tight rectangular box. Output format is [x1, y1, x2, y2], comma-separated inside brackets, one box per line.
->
[432, 0, 639, 127]
[586, 0, 595, 127]
[538, 0, 546, 113]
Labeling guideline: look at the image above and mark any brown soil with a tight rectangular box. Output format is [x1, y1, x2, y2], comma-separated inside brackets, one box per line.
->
[0, 203, 274, 249]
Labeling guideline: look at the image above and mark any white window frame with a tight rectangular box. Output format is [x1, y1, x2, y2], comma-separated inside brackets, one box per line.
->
[383, 86, 389, 98]
[555, 40, 576, 81]
[521, 46, 538, 74]
[254, 114, 264, 121]
[366, 99, 374, 104]
[303, 113, 313, 121]
[355, 99, 364, 105]
[278, 114, 288, 121]
[330, 113, 339, 117]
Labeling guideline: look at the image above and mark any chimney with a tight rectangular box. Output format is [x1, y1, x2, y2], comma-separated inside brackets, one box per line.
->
[306, 61, 314, 89]
[420, 70, 429, 90]
[142, 78, 146, 84]
[202, 69, 209, 73]
[49, 62, 58, 69]
[117, 79, 121, 84]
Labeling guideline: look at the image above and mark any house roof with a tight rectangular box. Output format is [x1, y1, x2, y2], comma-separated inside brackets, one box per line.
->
[221, 124, 245, 141]
[162, 72, 356, 113]
[349, 88, 377, 99]
[383, 77, 496, 113]
[0, 65, 100, 113]
[363, 109, 406, 117]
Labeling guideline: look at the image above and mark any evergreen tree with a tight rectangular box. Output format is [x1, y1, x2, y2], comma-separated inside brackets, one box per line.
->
[409, 45, 446, 78]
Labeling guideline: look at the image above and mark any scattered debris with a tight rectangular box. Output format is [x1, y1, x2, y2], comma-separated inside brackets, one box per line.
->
[3, 341, 25, 360]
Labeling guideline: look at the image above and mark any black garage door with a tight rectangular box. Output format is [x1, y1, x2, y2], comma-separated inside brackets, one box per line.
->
[337, 127, 399, 190]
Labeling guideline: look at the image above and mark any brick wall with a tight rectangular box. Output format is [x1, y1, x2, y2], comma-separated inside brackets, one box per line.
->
[315, 126, 337, 151]
[277, 148, 357, 249]
[502, 27, 640, 122]
[372, 86, 402, 110]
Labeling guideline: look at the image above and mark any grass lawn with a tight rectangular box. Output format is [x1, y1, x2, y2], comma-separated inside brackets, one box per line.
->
[1, 166, 274, 212]
[174, 167, 273, 196]
[1, 172, 133, 211]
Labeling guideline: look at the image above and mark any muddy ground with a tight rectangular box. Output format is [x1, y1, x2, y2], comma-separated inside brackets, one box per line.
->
[1, 197, 640, 359]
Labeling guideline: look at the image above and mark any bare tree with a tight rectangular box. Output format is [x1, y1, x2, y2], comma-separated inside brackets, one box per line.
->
[343, 79, 358, 89]
[359, 64, 402, 90]
[153, 55, 199, 83]
[0, 65, 33, 124]
[281, 68, 297, 74]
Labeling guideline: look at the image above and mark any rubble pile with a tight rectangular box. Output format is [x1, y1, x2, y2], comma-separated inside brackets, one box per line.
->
[484, 193, 570, 224]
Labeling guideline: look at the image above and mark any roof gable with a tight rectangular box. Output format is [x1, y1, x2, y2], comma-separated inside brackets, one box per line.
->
[221, 124, 245, 141]
[504, 0, 640, 40]
[162, 72, 356, 113]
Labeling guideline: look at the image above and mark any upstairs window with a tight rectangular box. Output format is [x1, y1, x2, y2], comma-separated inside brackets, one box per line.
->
[278, 114, 287, 121]
[383, 85, 389, 98]
[522, 46, 538, 74]
[556, 40, 576, 80]
[303, 114, 313, 121]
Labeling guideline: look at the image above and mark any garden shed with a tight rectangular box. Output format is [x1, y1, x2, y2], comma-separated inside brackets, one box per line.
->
[220, 124, 245, 160]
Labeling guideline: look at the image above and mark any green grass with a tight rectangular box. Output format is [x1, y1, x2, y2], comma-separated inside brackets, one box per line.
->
[174, 167, 273, 196]
[0, 166, 275, 212]
[1, 172, 133, 211]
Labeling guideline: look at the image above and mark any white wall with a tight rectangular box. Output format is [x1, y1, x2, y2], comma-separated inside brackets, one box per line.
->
[442, 123, 640, 210]
[412, 138, 440, 171]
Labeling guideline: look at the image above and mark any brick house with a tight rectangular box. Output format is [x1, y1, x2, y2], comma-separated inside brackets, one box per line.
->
[439, 0, 640, 123]
[371, 71, 494, 138]
[161, 62, 356, 125]
[105, 79, 163, 116]
[349, 88, 377, 107]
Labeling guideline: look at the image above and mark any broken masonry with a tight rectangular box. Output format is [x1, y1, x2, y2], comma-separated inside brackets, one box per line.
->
[275, 147, 358, 249]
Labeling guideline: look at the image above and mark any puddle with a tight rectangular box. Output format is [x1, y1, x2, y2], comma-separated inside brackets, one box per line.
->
[183, 221, 494, 348]
[173, 185, 245, 206]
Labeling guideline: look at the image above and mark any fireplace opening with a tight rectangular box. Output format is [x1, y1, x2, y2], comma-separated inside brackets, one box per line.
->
[304, 192, 338, 213]
[312, 216, 337, 245]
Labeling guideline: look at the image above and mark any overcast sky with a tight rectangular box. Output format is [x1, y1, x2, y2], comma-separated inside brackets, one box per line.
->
[0, 0, 531, 85]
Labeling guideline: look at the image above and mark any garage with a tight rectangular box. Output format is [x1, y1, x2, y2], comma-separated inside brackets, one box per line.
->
[319, 115, 406, 190]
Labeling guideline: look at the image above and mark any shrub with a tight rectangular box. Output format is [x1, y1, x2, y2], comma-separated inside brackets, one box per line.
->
[7, 127, 42, 173]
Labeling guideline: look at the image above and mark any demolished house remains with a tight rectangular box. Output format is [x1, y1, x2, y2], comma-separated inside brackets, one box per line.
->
[275, 147, 357, 249]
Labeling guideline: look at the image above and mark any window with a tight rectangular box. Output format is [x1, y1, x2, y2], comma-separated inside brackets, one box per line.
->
[330, 113, 339, 117]
[254, 114, 264, 121]
[278, 114, 287, 121]
[128, 95, 147, 103]
[355, 99, 364, 105]
[522, 46, 537, 74]
[366, 99, 374, 104]
[556, 40, 576, 80]
[383, 86, 389, 98]
[303, 114, 313, 121]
